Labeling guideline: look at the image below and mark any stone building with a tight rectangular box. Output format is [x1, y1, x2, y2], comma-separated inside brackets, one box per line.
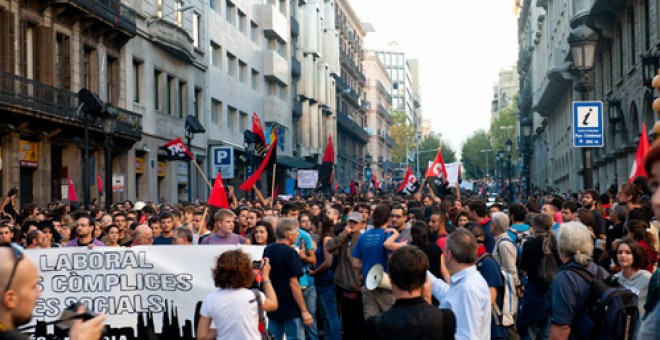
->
[518, 0, 658, 193]
[491, 65, 519, 117]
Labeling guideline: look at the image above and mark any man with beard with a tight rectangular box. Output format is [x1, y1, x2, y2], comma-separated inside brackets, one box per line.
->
[0, 245, 106, 339]
[428, 209, 449, 250]
[390, 205, 411, 243]
[66, 216, 104, 247]
[582, 189, 606, 238]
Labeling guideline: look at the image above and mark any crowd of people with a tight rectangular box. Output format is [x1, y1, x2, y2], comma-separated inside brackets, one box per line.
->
[3, 150, 660, 339]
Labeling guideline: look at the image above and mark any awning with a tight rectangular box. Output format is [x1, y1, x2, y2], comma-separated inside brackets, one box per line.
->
[277, 155, 316, 169]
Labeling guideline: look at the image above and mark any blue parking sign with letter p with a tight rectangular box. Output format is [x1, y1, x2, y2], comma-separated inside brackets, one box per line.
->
[211, 146, 235, 179]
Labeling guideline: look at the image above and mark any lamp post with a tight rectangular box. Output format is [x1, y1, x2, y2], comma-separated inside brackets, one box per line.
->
[506, 139, 513, 203]
[568, 22, 598, 190]
[102, 108, 117, 211]
[185, 115, 205, 202]
[642, 51, 659, 88]
[77, 88, 110, 209]
[495, 151, 501, 192]
[521, 116, 533, 200]
[498, 149, 504, 196]
[364, 153, 373, 192]
[480, 149, 491, 181]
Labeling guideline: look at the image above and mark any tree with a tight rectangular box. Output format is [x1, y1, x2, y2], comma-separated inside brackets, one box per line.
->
[390, 111, 416, 164]
[418, 135, 457, 172]
[460, 129, 496, 180]
[489, 99, 519, 162]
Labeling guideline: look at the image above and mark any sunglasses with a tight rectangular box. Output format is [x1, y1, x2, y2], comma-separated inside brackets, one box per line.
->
[1, 242, 24, 294]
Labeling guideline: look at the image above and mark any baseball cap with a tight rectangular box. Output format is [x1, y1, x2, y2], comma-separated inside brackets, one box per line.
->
[134, 201, 146, 211]
[347, 212, 363, 223]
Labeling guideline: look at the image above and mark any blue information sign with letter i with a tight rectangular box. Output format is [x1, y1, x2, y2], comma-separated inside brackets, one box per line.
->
[572, 101, 604, 148]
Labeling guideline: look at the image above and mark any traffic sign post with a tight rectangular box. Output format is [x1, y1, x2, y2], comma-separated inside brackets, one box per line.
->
[573, 101, 604, 147]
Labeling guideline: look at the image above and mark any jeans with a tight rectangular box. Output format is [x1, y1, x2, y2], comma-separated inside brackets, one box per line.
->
[337, 286, 366, 340]
[268, 317, 304, 340]
[316, 284, 342, 340]
[520, 319, 549, 340]
[303, 285, 318, 340]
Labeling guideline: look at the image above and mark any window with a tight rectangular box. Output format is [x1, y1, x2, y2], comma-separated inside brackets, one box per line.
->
[154, 69, 162, 111]
[227, 52, 236, 77]
[167, 75, 175, 115]
[211, 99, 222, 124]
[279, 0, 286, 15]
[156, 0, 162, 16]
[179, 81, 187, 118]
[133, 60, 142, 103]
[268, 81, 278, 96]
[175, 0, 184, 27]
[618, 23, 623, 79]
[251, 21, 259, 43]
[194, 87, 202, 119]
[82, 47, 94, 90]
[238, 10, 246, 33]
[629, 7, 636, 67]
[193, 12, 201, 48]
[251, 69, 259, 90]
[278, 84, 287, 100]
[226, 0, 235, 24]
[210, 0, 216, 10]
[210, 42, 221, 67]
[107, 57, 118, 105]
[55, 34, 71, 90]
[239, 111, 247, 131]
[239, 60, 247, 83]
[645, 0, 651, 50]
[227, 106, 237, 129]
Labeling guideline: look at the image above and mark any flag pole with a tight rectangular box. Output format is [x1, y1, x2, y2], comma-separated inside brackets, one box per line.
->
[271, 163, 277, 204]
[197, 206, 209, 243]
[191, 159, 212, 189]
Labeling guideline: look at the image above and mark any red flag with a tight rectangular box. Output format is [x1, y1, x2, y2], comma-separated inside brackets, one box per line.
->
[425, 148, 448, 183]
[317, 135, 335, 190]
[68, 178, 79, 202]
[252, 112, 266, 145]
[630, 123, 650, 182]
[160, 137, 193, 160]
[273, 184, 279, 199]
[97, 175, 103, 194]
[208, 172, 230, 209]
[240, 136, 278, 192]
[350, 180, 356, 195]
[323, 135, 335, 163]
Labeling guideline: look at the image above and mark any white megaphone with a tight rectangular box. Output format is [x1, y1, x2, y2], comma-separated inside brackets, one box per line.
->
[365, 264, 391, 290]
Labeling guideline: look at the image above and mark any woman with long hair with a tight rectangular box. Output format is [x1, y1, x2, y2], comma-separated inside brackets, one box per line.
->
[626, 219, 659, 272]
[104, 225, 121, 247]
[309, 215, 341, 340]
[197, 250, 277, 340]
[248, 221, 275, 245]
[613, 238, 652, 317]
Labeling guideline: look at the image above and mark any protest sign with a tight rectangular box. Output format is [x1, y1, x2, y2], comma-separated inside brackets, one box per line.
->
[297, 170, 318, 189]
[24, 245, 264, 339]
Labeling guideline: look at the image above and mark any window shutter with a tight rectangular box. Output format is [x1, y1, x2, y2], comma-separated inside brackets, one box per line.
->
[0, 11, 15, 74]
[36, 25, 54, 85]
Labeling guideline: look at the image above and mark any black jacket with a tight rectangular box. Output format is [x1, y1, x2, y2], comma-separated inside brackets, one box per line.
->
[365, 297, 456, 340]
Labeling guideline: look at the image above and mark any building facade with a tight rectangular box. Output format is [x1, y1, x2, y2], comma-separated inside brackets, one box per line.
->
[518, 0, 657, 193]
[491, 65, 519, 117]
[363, 50, 394, 185]
[0, 0, 142, 207]
[335, 0, 369, 187]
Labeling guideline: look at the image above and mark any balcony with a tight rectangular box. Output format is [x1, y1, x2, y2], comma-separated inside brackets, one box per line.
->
[337, 111, 369, 143]
[147, 19, 195, 63]
[385, 134, 395, 147]
[264, 50, 289, 84]
[0, 71, 142, 140]
[333, 74, 349, 91]
[291, 57, 301, 79]
[259, 4, 288, 43]
[51, 0, 136, 44]
[377, 104, 393, 123]
[290, 16, 299, 38]
[293, 98, 303, 118]
[340, 51, 365, 84]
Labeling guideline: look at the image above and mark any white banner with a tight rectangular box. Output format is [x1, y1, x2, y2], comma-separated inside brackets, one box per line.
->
[24, 245, 264, 339]
[297, 170, 318, 189]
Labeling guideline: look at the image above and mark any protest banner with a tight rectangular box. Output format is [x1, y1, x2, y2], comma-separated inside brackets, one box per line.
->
[297, 170, 319, 189]
[23, 245, 264, 339]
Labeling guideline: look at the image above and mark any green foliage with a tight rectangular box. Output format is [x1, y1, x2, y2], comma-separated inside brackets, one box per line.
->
[489, 99, 518, 161]
[460, 129, 496, 180]
[390, 111, 416, 164]
[418, 135, 457, 171]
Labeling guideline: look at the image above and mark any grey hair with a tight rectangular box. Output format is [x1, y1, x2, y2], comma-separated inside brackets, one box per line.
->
[446, 228, 477, 264]
[557, 221, 594, 266]
[612, 203, 628, 222]
[491, 212, 510, 234]
[275, 217, 299, 240]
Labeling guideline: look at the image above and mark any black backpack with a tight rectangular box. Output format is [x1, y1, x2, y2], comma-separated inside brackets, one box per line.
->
[566, 266, 639, 340]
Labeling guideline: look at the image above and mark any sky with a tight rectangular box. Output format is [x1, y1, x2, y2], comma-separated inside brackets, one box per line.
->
[350, 0, 519, 158]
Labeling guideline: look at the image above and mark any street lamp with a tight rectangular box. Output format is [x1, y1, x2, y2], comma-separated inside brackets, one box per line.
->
[146, 4, 194, 26]
[521, 116, 533, 199]
[642, 50, 659, 88]
[77, 88, 114, 210]
[568, 22, 598, 190]
[498, 149, 504, 193]
[102, 107, 117, 211]
[364, 153, 373, 192]
[506, 139, 513, 203]
[480, 149, 491, 181]
[185, 115, 205, 202]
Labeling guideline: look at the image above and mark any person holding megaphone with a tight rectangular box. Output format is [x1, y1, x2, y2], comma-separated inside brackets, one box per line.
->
[352, 204, 401, 320]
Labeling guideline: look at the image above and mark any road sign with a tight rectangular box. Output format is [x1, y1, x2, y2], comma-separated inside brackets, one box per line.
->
[573, 101, 604, 147]
[211, 146, 235, 179]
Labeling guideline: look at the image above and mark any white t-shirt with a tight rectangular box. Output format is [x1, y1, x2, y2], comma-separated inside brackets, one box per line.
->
[200, 288, 264, 340]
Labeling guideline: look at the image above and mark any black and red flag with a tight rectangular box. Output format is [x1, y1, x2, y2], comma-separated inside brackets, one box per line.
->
[240, 134, 278, 192]
[317, 135, 334, 191]
[350, 180, 357, 196]
[396, 167, 420, 195]
[425, 148, 450, 197]
[160, 137, 193, 160]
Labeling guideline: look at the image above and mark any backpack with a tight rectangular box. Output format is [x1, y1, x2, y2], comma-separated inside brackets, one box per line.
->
[536, 234, 559, 289]
[477, 253, 518, 327]
[565, 266, 639, 340]
[508, 225, 533, 249]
